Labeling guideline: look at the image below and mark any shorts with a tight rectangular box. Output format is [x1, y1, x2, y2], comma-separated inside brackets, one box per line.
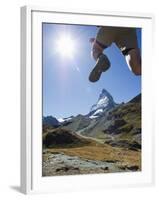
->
[96, 26, 138, 53]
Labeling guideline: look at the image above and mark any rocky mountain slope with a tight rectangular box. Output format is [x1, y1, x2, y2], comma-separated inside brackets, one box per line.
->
[43, 116, 59, 127]
[88, 89, 117, 119]
[103, 94, 141, 150]
[62, 91, 141, 150]
[43, 90, 141, 150]
[61, 89, 117, 133]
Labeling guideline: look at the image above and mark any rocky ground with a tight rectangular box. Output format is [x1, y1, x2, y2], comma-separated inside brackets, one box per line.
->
[42, 151, 140, 176]
[42, 126, 141, 176]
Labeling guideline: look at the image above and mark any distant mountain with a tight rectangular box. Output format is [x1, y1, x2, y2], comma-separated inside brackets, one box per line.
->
[43, 116, 59, 127]
[43, 90, 141, 151]
[81, 93, 141, 150]
[61, 114, 91, 132]
[62, 91, 141, 150]
[58, 116, 73, 123]
[62, 89, 118, 134]
[88, 89, 117, 119]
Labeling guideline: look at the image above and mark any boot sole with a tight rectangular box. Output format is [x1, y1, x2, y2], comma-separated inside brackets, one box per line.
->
[89, 55, 110, 82]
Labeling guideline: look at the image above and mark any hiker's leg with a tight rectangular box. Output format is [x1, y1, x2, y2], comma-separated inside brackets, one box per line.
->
[88, 27, 115, 82]
[89, 39, 111, 82]
[125, 48, 141, 75]
[91, 26, 115, 60]
[90, 38, 104, 60]
[115, 28, 141, 75]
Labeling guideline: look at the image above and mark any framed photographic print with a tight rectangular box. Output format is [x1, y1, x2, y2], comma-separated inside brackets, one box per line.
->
[21, 6, 154, 194]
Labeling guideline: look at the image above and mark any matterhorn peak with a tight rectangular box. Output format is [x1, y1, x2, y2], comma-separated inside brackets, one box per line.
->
[88, 89, 116, 119]
[102, 88, 108, 94]
[98, 89, 114, 102]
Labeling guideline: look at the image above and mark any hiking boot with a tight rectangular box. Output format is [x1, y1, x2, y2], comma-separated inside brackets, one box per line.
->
[89, 54, 110, 82]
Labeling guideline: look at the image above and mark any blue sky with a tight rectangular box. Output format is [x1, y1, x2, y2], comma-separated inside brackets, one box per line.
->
[43, 23, 141, 119]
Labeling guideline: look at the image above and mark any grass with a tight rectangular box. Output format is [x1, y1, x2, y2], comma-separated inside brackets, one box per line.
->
[43, 141, 141, 169]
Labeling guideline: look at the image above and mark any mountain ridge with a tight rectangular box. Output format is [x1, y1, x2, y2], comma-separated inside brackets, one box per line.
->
[43, 90, 141, 148]
[88, 89, 117, 119]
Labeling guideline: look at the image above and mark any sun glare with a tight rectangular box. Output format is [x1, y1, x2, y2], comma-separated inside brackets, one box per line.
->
[56, 35, 76, 58]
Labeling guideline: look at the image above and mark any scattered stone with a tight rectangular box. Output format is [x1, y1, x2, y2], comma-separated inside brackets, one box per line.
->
[56, 166, 69, 172]
[101, 166, 109, 170]
[73, 167, 80, 171]
[126, 165, 139, 171]
[56, 166, 79, 172]
[119, 165, 139, 171]
[104, 160, 119, 163]
[118, 166, 126, 170]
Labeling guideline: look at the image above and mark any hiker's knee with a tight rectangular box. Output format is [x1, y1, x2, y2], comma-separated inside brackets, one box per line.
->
[91, 40, 104, 60]
[125, 48, 141, 75]
[91, 48, 100, 60]
[132, 65, 141, 76]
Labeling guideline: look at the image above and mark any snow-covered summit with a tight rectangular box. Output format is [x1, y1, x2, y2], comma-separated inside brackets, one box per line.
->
[58, 116, 73, 123]
[89, 89, 116, 118]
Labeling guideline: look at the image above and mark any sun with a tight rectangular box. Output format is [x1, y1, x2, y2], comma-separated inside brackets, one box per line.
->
[56, 35, 76, 58]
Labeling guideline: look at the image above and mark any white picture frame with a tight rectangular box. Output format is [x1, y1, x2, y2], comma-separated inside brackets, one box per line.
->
[21, 6, 154, 194]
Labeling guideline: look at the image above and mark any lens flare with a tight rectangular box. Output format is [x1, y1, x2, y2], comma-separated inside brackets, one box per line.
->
[56, 35, 76, 58]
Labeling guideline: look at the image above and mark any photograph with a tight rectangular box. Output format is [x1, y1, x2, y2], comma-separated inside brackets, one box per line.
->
[42, 23, 142, 177]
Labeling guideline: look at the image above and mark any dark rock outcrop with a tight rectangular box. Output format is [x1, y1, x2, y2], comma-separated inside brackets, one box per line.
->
[43, 116, 59, 127]
[43, 128, 89, 148]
